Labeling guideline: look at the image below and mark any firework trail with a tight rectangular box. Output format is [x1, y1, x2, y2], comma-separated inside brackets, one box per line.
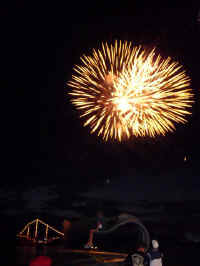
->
[68, 40, 193, 141]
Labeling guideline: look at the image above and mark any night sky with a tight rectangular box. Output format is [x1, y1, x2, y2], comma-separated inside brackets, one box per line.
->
[3, 6, 200, 200]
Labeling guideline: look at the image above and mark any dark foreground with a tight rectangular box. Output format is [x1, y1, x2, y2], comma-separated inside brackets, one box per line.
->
[3, 198, 200, 265]
[16, 241, 200, 266]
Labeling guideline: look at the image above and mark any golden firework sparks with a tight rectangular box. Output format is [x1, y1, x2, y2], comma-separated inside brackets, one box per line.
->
[67, 40, 193, 141]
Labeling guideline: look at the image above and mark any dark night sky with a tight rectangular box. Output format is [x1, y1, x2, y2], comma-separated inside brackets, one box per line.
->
[3, 5, 200, 198]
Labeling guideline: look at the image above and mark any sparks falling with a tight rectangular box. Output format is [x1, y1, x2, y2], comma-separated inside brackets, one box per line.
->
[68, 40, 193, 141]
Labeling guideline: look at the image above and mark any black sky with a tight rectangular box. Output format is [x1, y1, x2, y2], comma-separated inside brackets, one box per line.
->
[4, 5, 200, 194]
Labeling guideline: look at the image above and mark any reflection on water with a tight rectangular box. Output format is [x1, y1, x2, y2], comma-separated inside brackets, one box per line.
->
[16, 246, 124, 266]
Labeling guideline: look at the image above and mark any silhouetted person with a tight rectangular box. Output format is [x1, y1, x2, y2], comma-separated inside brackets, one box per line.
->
[63, 219, 71, 247]
[124, 242, 148, 266]
[146, 240, 163, 266]
[84, 210, 105, 249]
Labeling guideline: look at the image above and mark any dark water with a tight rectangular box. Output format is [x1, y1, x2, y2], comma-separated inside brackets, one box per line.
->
[16, 246, 124, 266]
[16, 242, 200, 266]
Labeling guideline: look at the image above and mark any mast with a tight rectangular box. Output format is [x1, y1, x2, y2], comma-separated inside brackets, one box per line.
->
[45, 224, 48, 241]
[27, 226, 30, 239]
[34, 218, 39, 240]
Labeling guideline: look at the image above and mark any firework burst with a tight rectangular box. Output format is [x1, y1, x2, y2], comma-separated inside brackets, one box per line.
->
[68, 40, 193, 141]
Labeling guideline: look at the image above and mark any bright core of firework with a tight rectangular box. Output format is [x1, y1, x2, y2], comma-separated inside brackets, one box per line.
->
[114, 96, 132, 113]
[68, 40, 193, 141]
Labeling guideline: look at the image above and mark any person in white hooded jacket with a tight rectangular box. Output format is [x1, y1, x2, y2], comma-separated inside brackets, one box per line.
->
[146, 240, 163, 266]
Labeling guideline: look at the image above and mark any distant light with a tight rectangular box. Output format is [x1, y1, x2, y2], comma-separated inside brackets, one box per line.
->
[197, 9, 200, 23]
[184, 156, 187, 162]
[106, 178, 110, 184]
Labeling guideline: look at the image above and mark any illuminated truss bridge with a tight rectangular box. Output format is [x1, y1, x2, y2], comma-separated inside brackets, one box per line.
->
[17, 218, 64, 244]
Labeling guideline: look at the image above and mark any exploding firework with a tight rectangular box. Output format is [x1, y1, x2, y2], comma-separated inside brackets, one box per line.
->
[68, 40, 193, 141]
